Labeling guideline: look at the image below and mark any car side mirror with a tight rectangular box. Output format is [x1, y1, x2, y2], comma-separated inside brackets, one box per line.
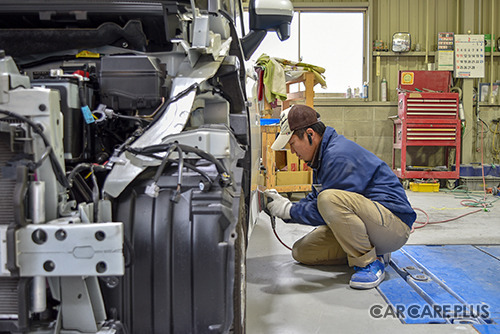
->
[241, 0, 293, 60]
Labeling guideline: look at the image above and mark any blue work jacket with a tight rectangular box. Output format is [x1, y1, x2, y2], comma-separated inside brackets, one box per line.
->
[289, 127, 416, 228]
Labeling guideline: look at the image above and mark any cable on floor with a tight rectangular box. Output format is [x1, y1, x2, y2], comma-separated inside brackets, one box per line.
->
[411, 121, 499, 232]
[272, 225, 292, 251]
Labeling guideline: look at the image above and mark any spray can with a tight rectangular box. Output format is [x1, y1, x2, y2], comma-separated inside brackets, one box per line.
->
[381, 78, 387, 102]
[363, 82, 368, 99]
[458, 101, 465, 121]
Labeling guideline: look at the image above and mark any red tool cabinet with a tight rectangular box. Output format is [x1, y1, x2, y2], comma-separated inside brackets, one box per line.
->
[392, 92, 461, 185]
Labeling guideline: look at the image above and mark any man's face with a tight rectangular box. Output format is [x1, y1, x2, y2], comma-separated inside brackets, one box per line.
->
[288, 133, 315, 162]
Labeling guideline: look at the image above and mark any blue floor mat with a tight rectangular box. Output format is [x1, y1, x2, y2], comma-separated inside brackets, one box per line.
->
[377, 245, 500, 333]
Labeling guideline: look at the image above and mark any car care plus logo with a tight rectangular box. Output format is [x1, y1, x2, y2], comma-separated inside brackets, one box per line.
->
[369, 304, 490, 320]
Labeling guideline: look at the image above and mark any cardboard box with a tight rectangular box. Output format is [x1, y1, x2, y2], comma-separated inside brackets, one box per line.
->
[300, 160, 309, 171]
[276, 171, 310, 185]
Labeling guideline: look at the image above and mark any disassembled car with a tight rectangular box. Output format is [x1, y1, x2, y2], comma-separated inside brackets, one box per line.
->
[0, 0, 292, 333]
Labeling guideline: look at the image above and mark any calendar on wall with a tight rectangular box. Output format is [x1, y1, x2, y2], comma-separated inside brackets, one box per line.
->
[454, 34, 485, 78]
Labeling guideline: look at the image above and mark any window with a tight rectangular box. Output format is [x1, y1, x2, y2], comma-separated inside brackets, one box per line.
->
[241, 9, 366, 95]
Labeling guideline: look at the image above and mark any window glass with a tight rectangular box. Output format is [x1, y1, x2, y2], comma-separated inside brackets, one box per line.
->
[300, 12, 363, 94]
[240, 11, 364, 95]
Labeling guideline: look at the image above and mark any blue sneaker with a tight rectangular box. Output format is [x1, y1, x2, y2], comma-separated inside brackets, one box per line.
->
[349, 259, 385, 289]
[377, 253, 391, 267]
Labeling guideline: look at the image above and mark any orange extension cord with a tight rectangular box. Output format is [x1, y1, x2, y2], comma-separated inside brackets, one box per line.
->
[411, 121, 492, 232]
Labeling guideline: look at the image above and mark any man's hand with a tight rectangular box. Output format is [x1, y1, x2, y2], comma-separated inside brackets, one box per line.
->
[264, 189, 292, 220]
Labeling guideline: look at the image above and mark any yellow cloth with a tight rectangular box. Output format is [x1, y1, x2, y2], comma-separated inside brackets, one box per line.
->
[256, 54, 328, 102]
[275, 58, 327, 88]
[256, 54, 287, 102]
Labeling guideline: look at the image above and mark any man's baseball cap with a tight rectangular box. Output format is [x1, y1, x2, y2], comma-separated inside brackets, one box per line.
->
[271, 104, 319, 150]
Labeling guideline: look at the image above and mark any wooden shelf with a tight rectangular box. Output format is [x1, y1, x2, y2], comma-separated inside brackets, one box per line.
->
[282, 72, 315, 110]
[259, 71, 316, 193]
[373, 51, 500, 57]
[478, 102, 500, 107]
[260, 125, 313, 193]
[373, 51, 436, 57]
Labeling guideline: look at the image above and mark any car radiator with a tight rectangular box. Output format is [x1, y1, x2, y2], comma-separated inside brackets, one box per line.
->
[0, 132, 19, 319]
[0, 132, 16, 226]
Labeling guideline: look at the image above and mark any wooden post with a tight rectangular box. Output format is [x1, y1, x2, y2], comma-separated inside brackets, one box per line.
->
[304, 72, 315, 107]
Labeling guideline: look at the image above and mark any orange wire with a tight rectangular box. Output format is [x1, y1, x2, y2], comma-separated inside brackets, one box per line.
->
[411, 122, 489, 232]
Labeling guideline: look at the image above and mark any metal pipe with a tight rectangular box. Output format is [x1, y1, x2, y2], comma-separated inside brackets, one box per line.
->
[30, 181, 45, 225]
[297, 10, 301, 61]
[190, 0, 197, 17]
[31, 276, 46, 313]
[478, 0, 482, 34]
[477, 0, 483, 105]
[425, 0, 429, 65]
[30, 181, 46, 313]
[190, 0, 198, 32]
[490, 0, 495, 104]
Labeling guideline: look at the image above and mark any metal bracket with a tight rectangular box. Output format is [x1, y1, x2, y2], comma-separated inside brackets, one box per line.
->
[403, 265, 429, 281]
[0, 225, 9, 276]
[192, 15, 209, 48]
[450, 317, 481, 325]
[16, 219, 124, 277]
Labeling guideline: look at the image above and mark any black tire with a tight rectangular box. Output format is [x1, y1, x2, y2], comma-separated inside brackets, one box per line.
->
[232, 191, 247, 334]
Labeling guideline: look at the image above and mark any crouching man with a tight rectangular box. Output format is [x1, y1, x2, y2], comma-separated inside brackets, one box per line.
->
[265, 105, 416, 289]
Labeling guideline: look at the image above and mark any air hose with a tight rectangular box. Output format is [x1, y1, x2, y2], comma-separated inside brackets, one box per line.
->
[264, 197, 292, 251]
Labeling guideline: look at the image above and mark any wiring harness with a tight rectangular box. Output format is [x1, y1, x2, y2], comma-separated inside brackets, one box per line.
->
[126, 142, 232, 202]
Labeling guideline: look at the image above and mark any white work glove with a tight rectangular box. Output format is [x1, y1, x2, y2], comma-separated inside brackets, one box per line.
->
[264, 189, 292, 220]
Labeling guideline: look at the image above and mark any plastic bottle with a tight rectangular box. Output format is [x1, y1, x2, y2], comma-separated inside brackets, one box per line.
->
[363, 82, 368, 99]
[346, 86, 352, 99]
[381, 78, 387, 102]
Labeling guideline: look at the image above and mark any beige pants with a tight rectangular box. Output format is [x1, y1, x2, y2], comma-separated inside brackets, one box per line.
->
[292, 189, 410, 268]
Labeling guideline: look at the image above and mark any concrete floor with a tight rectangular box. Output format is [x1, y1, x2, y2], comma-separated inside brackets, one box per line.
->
[246, 190, 500, 334]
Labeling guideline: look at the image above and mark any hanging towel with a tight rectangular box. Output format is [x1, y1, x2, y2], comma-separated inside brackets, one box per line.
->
[256, 54, 288, 102]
